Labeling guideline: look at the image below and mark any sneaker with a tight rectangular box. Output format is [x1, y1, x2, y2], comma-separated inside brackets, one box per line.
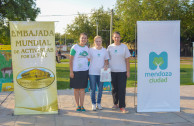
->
[92, 104, 96, 111]
[112, 104, 119, 110]
[81, 106, 86, 112]
[120, 108, 128, 113]
[97, 104, 103, 110]
[76, 106, 81, 112]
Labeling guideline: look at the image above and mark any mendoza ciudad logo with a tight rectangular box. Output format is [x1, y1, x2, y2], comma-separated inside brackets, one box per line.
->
[145, 51, 172, 83]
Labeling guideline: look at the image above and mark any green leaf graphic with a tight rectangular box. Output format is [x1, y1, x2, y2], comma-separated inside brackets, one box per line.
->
[153, 57, 164, 66]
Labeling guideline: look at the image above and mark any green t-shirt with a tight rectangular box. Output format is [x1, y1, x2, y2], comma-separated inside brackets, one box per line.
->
[70, 44, 89, 71]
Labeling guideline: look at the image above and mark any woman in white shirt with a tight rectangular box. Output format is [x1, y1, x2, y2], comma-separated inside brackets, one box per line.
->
[89, 36, 109, 111]
[69, 33, 89, 112]
[107, 32, 131, 113]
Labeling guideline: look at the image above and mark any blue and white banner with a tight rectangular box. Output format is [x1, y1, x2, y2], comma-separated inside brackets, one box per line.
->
[137, 21, 180, 112]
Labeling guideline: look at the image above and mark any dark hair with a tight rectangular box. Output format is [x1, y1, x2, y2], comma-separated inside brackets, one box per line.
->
[113, 31, 120, 36]
[80, 33, 88, 38]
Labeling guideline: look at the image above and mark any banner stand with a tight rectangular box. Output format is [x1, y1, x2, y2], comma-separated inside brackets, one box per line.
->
[193, 42, 194, 83]
[10, 21, 58, 115]
[133, 24, 137, 112]
[137, 21, 180, 112]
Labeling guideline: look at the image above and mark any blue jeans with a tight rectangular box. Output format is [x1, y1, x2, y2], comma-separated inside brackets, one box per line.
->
[89, 75, 103, 104]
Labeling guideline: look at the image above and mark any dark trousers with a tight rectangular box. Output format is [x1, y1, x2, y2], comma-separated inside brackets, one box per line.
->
[111, 72, 127, 108]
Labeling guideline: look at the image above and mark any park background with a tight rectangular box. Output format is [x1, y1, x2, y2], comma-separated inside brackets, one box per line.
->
[0, 0, 193, 89]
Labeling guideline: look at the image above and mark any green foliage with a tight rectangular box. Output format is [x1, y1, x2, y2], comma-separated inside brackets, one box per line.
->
[66, 14, 93, 43]
[0, 0, 40, 45]
[90, 7, 111, 47]
[0, 50, 12, 78]
[0, 26, 10, 45]
[114, 0, 194, 43]
[55, 33, 62, 45]
[114, 0, 141, 42]
[65, 7, 111, 47]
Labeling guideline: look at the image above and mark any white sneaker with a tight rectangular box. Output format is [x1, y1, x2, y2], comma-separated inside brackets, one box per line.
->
[92, 104, 96, 111]
[97, 104, 103, 110]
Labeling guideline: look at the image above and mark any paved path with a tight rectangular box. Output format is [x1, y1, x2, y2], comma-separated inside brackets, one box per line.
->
[0, 85, 194, 126]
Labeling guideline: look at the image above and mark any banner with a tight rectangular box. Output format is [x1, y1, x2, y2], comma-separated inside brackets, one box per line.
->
[0, 45, 13, 92]
[10, 21, 58, 115]
[193, 42, 194, 83]
[137, 21, 180, 112]
[2, 82, 14, 91]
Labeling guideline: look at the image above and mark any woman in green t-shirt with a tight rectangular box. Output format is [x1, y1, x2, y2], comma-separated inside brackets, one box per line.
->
[69, 33, 89, 112]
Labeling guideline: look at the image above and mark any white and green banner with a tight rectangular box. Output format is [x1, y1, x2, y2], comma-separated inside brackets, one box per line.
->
[10, 21, 58, 115]
[137, 21, 180, 112]
[193, 42, 194, 83]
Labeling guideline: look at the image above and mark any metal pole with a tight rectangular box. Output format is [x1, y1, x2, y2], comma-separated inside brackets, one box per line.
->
[60, 34, 61, 45]
[97, 23, 98, 36]
[110, 9, 113, 45]
[65, 33, 66, 45]
[134, 23, 137, 112]
[96, 22, 99, 36]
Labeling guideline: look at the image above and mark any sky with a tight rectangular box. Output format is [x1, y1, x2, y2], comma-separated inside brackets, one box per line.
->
[36, 0, 117, 34]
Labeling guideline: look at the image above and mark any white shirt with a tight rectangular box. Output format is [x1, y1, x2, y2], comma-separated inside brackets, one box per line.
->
[89, 47, 109, 75]
[70, 44, 89, 71]
[107, 43, 131, 72]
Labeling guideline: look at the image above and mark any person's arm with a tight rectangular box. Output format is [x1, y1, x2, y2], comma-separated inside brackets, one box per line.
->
[104, 60, 109, 70]
[69, 55, 74, 78]
[125, 57, 130, 78]
[69, 46, 76, 78]
[104, 49, 110, 70]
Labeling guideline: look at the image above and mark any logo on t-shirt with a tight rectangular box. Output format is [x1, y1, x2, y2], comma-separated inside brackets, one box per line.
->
[97, 54, 100, 57]
[79, 51, 88, 57]
[114, 50, 117, 53]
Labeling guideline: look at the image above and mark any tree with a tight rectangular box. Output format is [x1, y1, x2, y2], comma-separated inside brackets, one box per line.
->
[66, 14, 93, 43]
[114, 0, 194, 45]
[114, 0, 142, 43]
[55, 33, 61, 45]
[65, 7, 111, 47]
[0, 0, 40, 45]
[61, 33, 74, 45]
[179, 0, 194, 43]
[90, 7, 111, 47]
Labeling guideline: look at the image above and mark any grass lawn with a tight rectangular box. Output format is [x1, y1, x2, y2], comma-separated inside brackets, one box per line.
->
[56, 62, 194, 90]
[56, 63, 70, 89]
[180, 64, 193, 85]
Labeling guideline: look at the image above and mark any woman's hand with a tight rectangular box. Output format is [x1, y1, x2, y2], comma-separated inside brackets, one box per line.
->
[69, 55, 74, 78]
[70, 71, 74, 78]
[104, 60, 109, 71]
[104, 65, 108, 71]
[126, 71, 130, 78]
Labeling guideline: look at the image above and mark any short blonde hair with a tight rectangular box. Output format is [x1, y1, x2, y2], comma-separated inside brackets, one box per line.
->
[94, 36, 102, 41]
[92, 36, 102, 47]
